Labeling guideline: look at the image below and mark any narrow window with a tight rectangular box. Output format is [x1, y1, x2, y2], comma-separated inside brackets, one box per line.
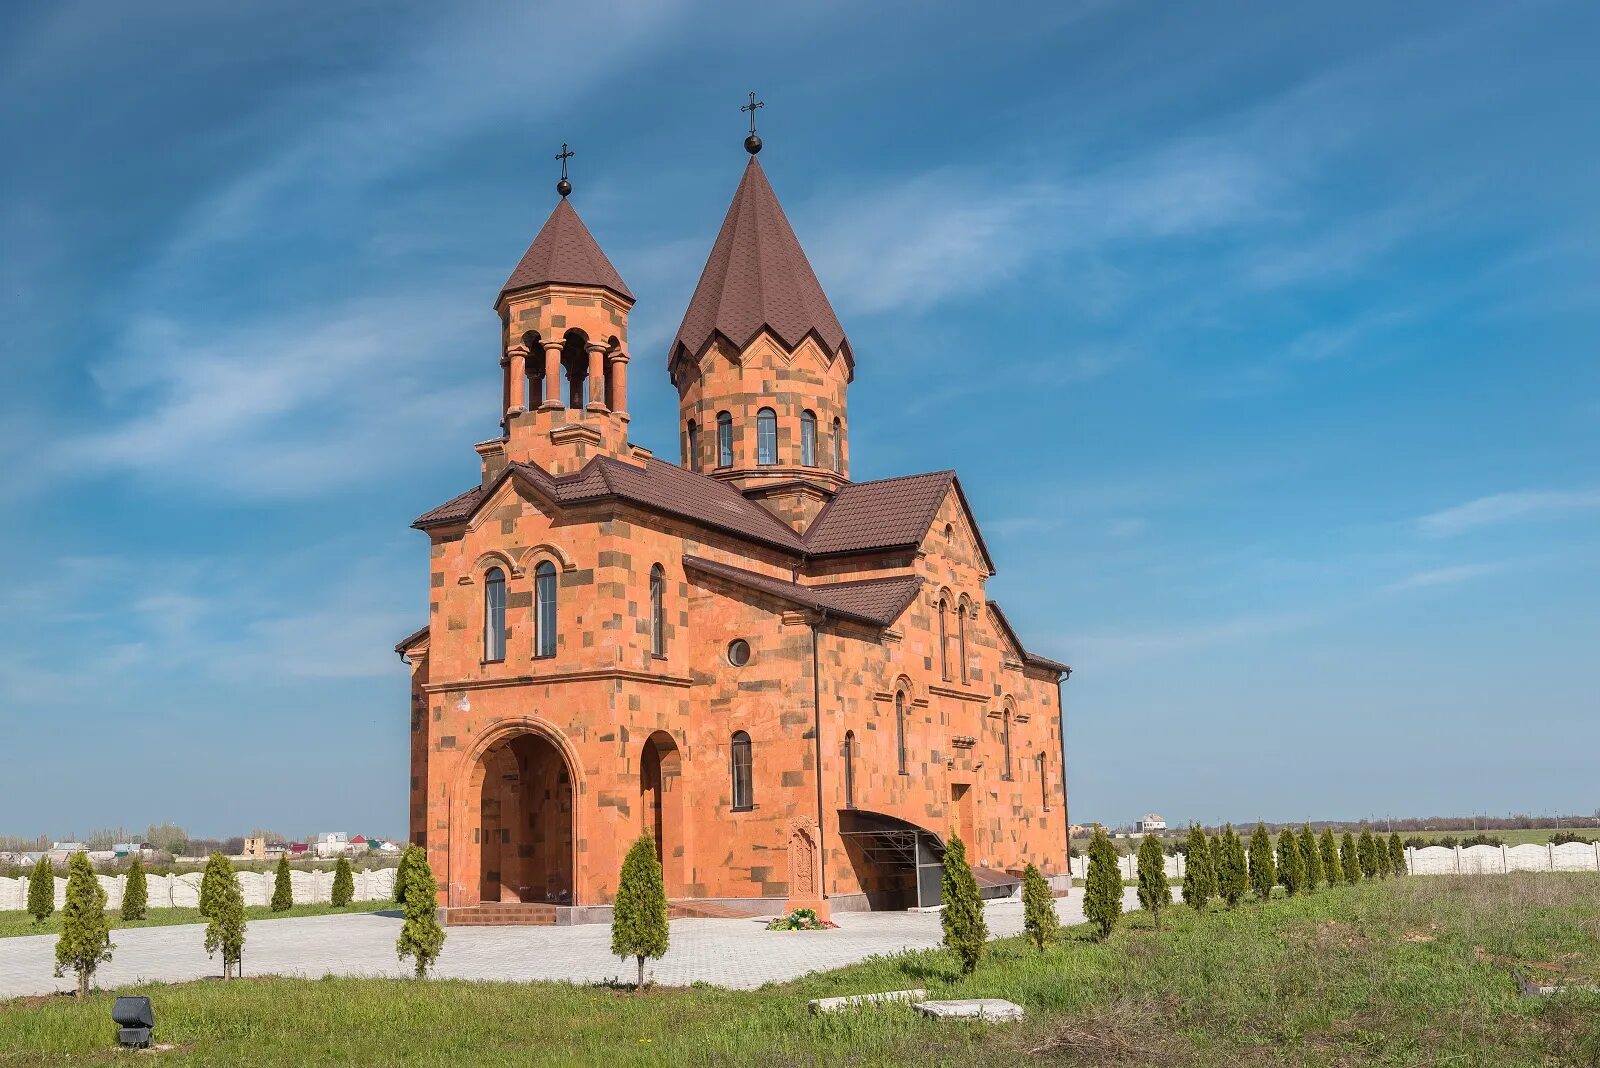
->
[843, 730, 856, 809]
[757, 407, 777, 465]
[831, 417, 843, 471]
[800, 410, 817, 466]
[895, 692, 908, 774]
[731, 731, 753, 810]
[534, 561, 557, 658]
[716, 411, 733, 467]
[1002, 707, 1014, 781]
[686, 420, 699, 471]
[649, 564, 665, 657]
[957, 598, 968, 684]
[938, 597, 950, 681]
[483, 567, 506, 662]
[1039, 752, 1050, 810]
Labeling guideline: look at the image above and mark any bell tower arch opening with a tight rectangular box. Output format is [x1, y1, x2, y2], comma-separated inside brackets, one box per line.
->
[470, 731, 574, 905]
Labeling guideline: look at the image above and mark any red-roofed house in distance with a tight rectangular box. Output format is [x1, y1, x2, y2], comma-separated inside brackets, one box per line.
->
[398, 129, 1071, 924]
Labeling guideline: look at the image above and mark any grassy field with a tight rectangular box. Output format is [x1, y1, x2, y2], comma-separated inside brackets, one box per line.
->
[1, 876, 1596, 1066]
[0, 901, 394, 940]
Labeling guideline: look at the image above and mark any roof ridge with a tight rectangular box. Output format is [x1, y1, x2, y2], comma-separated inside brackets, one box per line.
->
[841, 469, 956, 490]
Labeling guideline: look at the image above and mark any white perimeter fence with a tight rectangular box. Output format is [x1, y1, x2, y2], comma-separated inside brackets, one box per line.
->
[1067, 841, 1600, 881]
[0, 866, 397, 912]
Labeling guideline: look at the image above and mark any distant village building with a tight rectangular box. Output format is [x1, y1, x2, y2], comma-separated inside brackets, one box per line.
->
[314, 832, 349, 858]
[1136, 814, 1167, 835]
[242, 836, 268, 860]
[47, 842, 88, 863]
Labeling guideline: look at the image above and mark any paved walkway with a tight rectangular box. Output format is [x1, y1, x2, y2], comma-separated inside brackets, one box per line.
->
[0, 888, 1138, 997]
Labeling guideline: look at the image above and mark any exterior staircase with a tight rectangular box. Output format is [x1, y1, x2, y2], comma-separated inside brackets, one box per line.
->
[667, 901, 760, 920]
[445, 902, 559, 926]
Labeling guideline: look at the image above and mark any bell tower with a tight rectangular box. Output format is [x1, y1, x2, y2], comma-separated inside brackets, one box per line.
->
[668, 115, 853, 529]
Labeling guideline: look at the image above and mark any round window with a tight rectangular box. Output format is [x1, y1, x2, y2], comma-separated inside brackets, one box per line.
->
[727, 639, 752, 667]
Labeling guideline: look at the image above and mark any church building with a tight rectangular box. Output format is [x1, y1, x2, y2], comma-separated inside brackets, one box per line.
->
[398, 130, 1071, 923]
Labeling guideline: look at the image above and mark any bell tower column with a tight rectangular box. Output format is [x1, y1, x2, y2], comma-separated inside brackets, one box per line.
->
[540, 340, 564, 410]
[608, 351, 630, 421]
[505, 343, 529, 415]
[585, 343, 609, 413]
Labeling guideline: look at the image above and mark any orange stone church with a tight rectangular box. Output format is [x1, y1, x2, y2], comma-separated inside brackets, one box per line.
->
[397, 134, 1071, 922]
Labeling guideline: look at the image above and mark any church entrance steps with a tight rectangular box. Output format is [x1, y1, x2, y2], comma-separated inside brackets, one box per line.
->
[667, 901, 762, 920]
[445, 903, 559, 926]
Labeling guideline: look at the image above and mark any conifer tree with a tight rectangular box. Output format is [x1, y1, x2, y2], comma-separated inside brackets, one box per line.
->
[1388, 832, 1406, 876]
[199, 852, 229, 918]
[54, 853, 113, 997]
[1208, 832, 1225, 883]
[394, 846, 417, 905]
[332, 857, 354, 908]
[940, 835, 989, 973]
[1137, 834, 1170, 929]
[271, 855, 293, 912]
[1300, 826, 1322, 890]
[1276, 829, 1305, 896]
[1217, 826, 1248, 908]
[122, 856, 148, 921]
[1181, 824, 1214, 911]
[1248, 823, 1276, 901]
[1357, 828, 1378, 880]
[396, 850, 445, 979]
[204, 858, 246, 979]
[1319, 828, 1340, 886]
[1020, 862, 1059, 951]
[1374, 832, 1392, 878]
[611, 834, 669, 989]
[1083, 827, 1123, 940]
[1341, 832, 1360, 882]
[27, 856, 54, 925]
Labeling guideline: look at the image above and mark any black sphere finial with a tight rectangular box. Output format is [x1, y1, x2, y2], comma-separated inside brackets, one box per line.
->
[744, 133, 762, 155]
[554, 143, 574, 197]
[556, 177, 572, 197]
[741, 92, 764, 155]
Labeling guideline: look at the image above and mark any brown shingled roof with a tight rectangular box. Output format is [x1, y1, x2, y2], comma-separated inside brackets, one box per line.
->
[671, 158, 849, 369]
[802, 471, 996, 573]
[683, 556, 921, 628]
[987, 600, 1071, 676]
[499, 199, 633, 304]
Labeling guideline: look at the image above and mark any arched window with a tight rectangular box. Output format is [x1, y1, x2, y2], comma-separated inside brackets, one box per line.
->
[957, 597, 969, 684]
[483, 567, 506, 662]
[685, 420, 699, 472]
[730, 731, 753, 810]
[1002, 705, 1014, 781]
[534, 561, 557, 658]
[831, 417, 843, 471]
[649, 564, 665, 657]
[843, 730, 856, 809]
[938, 597, 950, 681]
[895, 691, 908, 775]
[756, 407, 777, 465]
[716, 411, 733, 467]
[800, 410, 817, 466]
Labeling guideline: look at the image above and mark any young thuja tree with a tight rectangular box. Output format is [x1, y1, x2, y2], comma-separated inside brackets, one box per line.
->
[1217, 826, 1248, 908]
[1276, 829, 1305, 896]
[1341, 832, 1361, 882]
[1136, 834, 1170, 929]
[1374, 832, 1393, 878]
[1181, 824, 1213, 911]
[1248, 823, 1276, 902]
[394, 846, 416, 905]
[121, 855, 148, 921]
[332, 857, 354, 908]
[199, 852, 230, 918]
[396, 850, 446, 979]
[271, 855, 293, 912]
[1300, 826, 1322, 890]
[1208, 832, 1226, 886]
[1020, 862, 1059, 951]
[611, 834, 669, 989]
[27, 856, 54, 925]
[204, 858, 246, 979]
[54, 853, 113, 996]
[940, 835, 989, 973]
[1083, 827, 1123, 940]
[1319, 828, 1340, 886]
[1357, 829, 1379, 880]
[1388, 832, 1407, 876]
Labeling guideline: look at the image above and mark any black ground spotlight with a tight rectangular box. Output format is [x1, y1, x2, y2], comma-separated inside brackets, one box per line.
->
[111, 996, 154, 1049]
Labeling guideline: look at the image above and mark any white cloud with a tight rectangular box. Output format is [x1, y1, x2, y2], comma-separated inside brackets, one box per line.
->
[1416, 490, 1600, 538]
[1382, 562, 1505, 592]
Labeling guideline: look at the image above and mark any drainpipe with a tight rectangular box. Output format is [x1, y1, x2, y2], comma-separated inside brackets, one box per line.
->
[1057, 668, 1072, 865]
[811, 610, 829, 900]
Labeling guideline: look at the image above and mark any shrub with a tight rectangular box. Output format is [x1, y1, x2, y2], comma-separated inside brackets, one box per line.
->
[766, 907, 828, 931]
[271, 855, 293, 912]
[203, 856, 246, 979]
[1217, 826, 1248, 908]
[1181, 824, 1214, 911]
[1551, 831, 1596, 846]
[940, 835, 988, 973]
[1136, 834, 1170, 929]
[1248, 823, 1276, 901]
[1460, 833, 1505, 849]
[611, 834, 669, 989]
[1357, 829, 1379, 879]
[199, 852, 230, 918]
[395, 846, 418, 906]
[1276, 829, 1304, 896]
[1341, 832, 1360, 882]
[332, 857, 354, 907]
[1388, 832, 1406, 875]
[1020, 862, 1059, 951]
[121, 856, 148, 921]
[1084, 827, 1123, 940]
[396, 850, 445, 979]
[27, 856, 54, 925]
[1319, 828, 1340, 886]
[54, 853, 113, 996]
[1208, 832, 1225, 882]
[1374, 832, 1393, 878]
[1300, 826, 1322, 890]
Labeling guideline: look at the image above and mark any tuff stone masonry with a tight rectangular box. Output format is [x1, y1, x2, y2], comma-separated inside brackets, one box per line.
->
[399, 150, 1071, 921]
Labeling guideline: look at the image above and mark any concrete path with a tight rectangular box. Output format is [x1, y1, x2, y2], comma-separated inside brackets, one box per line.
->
[0, 888, 1139, 997]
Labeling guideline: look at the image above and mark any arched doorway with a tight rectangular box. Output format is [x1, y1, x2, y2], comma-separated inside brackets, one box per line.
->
[473, 732, 574, 904]
[640, 731, 686, 897]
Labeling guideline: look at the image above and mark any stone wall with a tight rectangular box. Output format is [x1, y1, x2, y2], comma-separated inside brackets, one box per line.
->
[1065, 841, 1600, 881]
[0, 866, 397, 912]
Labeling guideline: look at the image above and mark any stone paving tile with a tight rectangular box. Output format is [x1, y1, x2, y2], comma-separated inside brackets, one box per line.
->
[0, 889, 1140, 997]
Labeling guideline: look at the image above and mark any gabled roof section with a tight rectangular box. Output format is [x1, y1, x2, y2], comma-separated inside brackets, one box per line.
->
[394, 625, 429, 657]
[499, 199, 633, 305]
[684, 556, 921, 628]
[987, 600, 1071, 676]
[803, 471, 996, 573]
[671, 158, 849, 367]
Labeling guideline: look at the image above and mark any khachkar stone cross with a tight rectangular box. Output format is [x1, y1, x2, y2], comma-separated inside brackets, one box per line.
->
[555, 143, 574, 197]
[742, 92, 764, 155]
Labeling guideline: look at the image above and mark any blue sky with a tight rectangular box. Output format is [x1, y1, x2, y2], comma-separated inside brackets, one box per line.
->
[2, 1, 1596, 840]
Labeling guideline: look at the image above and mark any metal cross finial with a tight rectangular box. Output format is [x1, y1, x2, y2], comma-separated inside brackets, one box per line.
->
[741, 92, 764, 155]
[555, 143, 574, 196]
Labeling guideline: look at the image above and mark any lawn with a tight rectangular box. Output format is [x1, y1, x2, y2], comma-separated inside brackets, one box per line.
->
[1, 876, 1596, 1066]
[0, 901, 394, 940]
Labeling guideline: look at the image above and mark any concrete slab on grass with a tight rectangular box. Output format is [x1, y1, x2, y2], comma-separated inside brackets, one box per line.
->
[808, 989, 926, 1014]
[916, 998, 1025, 1022]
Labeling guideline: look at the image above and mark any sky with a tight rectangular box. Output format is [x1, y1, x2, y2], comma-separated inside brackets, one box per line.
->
[2, 1, 1596, 840]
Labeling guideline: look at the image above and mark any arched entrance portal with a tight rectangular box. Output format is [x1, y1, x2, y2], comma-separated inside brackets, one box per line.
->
[640, 731, 686, 897]
[474, 732, 574, 904]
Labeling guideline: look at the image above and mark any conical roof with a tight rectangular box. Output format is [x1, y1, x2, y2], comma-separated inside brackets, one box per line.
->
[671, 158, 849, 365]
[499, 198, 632, 304]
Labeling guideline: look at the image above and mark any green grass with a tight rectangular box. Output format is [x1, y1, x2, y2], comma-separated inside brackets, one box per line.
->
[0, 901, 394, 940]
[1, 876, 1597, 1066]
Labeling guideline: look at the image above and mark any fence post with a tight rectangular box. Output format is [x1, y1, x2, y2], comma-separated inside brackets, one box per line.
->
[1547, 841, 1555, 871]
[1501, 844, 1508, 874]
[1453, 844, 1461, 874]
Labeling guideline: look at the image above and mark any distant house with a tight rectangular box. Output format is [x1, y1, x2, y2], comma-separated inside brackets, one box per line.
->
[242, 836, 268, 860]
[1135, 814, 1167, 835]
[47, 842, 88, 863]
[349, 835, 369, 852]
[314, 832, 349, 858]
[288, 842, 309, 856]
[374, 840, 401, 854]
